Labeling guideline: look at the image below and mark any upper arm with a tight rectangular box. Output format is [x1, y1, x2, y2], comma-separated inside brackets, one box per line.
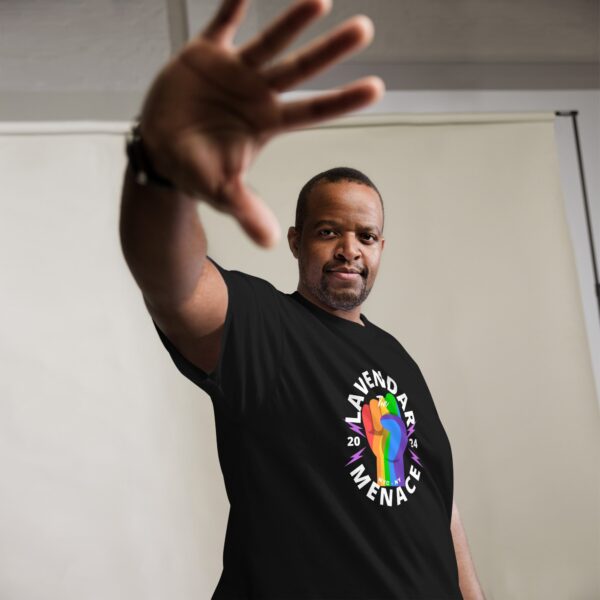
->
[144, 257, 228, 375]
[147, 256, 284, 412]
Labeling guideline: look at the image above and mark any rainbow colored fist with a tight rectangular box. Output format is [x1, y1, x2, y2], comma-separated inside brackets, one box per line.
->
[362, 392, 408, 487]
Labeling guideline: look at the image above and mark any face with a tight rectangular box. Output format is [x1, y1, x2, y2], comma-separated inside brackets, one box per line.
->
[288, 180, 385, 312]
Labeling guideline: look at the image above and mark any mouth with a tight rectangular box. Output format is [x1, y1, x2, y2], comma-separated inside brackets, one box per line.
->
[326, 268, 363, 281]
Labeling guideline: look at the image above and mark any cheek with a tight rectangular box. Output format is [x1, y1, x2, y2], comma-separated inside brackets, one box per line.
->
[301, 256, 325, 281]
[301, 245, 323, 267]
[366, 257, 380, 278]
[299, 250, 319, 273]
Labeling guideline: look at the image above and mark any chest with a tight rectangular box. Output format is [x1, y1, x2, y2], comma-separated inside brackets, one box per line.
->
[243, 319, 453, 510]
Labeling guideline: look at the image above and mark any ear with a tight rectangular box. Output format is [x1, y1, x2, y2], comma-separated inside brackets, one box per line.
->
[287, 226, 300, 258]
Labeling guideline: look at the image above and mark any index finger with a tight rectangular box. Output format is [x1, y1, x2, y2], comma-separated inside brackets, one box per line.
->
[238, 0, 332, 68]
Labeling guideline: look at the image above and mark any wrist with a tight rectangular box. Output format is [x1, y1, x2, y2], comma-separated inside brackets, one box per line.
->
[125, 118, 176, 190]
[376, 456, 404, 487]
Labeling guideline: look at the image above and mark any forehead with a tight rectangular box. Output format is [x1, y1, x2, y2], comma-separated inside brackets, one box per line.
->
[305, 180, 383, 229]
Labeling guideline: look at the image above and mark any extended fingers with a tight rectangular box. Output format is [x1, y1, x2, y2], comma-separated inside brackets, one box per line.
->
[238, 0, 331, 68]
[200, 0, 249, 47]
[223, 175, 282, 247]
[262, 14, 374, 92]
[279, 76, 384, 131]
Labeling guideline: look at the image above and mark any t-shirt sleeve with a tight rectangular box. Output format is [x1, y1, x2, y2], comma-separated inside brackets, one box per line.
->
[411, 359, 455, 522]
[150, 256, 284, 413]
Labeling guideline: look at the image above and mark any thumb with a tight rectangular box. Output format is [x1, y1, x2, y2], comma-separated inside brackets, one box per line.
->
[221, 174, 281, 248]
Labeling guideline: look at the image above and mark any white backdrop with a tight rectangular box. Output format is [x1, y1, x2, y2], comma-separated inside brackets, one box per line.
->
[1, 112, 598, 599]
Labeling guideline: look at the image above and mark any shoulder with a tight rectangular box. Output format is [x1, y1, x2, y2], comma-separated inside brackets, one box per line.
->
[368, 319, 421, 369]
[208, 256, 284, 301]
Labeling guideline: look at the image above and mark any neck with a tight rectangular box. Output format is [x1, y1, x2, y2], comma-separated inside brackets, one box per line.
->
[296, 286, 365, 326]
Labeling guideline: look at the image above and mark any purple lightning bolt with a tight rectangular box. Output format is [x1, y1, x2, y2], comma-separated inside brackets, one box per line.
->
[409, 449, 423, 467]
[345, 420, 366, 438]
[406, 424, 416, 438]
[345, 447, 366, 467]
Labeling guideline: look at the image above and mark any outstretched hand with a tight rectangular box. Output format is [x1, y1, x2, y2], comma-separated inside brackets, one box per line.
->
[138, 0, 385, 247]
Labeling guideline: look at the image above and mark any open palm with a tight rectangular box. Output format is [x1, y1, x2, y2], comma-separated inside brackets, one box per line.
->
[138, 0, 384, 247]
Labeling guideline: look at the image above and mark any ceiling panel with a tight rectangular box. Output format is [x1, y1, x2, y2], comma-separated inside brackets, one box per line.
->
[0, 0, 597, 120]
[0, 0, 171, 93]
[188, 0, 599, 63]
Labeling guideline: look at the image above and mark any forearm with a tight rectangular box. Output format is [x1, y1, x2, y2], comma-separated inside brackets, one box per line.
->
[456, 551, 485, 600]
[451, 502, 486, 600]
[119, 163, 208, 310]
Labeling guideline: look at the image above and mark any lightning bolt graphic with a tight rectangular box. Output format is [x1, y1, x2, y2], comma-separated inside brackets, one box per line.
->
[406, 424, 416, 438]
[409, 449, 423, 467]
[345, 420, 366, 437]
[345, 447, 366, 467]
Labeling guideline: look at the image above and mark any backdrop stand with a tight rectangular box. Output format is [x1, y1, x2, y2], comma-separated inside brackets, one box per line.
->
[555, 110, 600, 323]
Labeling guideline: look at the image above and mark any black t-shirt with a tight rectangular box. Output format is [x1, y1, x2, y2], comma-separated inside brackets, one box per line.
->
[152, 256, 463, 600]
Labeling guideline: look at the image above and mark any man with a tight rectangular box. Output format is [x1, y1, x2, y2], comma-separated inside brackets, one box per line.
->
[119, 0, 485, 598]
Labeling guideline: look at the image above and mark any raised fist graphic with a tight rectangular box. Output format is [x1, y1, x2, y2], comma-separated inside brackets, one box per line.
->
[362, 392, 408, 487]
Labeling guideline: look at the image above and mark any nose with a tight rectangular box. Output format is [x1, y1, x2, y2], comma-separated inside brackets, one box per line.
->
[334, 232, 362, 262]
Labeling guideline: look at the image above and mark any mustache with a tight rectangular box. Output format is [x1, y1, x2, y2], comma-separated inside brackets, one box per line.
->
[324, 265, 367, 276]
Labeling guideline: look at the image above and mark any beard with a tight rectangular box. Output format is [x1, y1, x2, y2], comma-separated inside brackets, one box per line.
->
[301, 267, 373, 311]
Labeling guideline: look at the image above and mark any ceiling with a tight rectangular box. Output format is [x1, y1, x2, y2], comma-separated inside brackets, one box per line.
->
[0, 0, 598, 120]
[189, 0, 599, 63]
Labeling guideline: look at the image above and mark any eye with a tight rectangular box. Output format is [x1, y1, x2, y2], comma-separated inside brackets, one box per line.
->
[318, 229, 336, 237]
[318, 229, 377, 242]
